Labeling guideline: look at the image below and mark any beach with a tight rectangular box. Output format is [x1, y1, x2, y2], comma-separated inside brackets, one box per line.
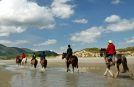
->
[0, 57, 134, 87]
[0, 65, 14, 87]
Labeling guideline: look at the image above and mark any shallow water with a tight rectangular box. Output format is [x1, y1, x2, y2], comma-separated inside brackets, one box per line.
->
[3, 64, 134, 87]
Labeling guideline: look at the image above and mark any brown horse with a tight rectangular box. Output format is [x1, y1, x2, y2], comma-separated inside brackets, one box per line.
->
[31, 59, 38, 69]
[16, 58, 22, 66]
[40, 59, 47, 70]
[62, 53, 79, 73]
[100, 48, 133, 78]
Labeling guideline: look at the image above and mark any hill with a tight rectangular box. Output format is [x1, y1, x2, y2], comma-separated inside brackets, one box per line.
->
[0, 44, 58, 59]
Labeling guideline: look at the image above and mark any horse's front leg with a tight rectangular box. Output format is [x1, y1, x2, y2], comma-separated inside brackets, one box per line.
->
[31, 64, 33, 67]
[66, 62, 70, 72]
[104, 64, 109, 76]
[72, 64, 74, 73]
[107, 66, 114, 77]
[104, 65, 114, 77]
[19, 63, 21, 66]
[115, 63, 120, 78]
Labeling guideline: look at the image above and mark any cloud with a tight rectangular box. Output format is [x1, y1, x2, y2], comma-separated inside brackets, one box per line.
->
[60, 45, 67, 52]
[0, 26, 26, 36]
[106, 18, 134, 32]
[0, 40, 29, 46]
[105, 15, 120, 22]
[51, 0, 75, 18]
[119, 36, 134, 45]
[72, 19, 88, 24]
[34, 39, 57, 46]
[70, 27, 104, 43]
[0, 0, 56, 37]
[111, 0, 122, 4]
[0, 0, 75, 37]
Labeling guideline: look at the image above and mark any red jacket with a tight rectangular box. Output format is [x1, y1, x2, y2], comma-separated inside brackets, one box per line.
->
[106, 43, 116, 54]
[22, 54, 25, 59]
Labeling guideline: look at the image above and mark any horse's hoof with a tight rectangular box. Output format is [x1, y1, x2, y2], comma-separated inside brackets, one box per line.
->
[78, 70, 79, 73]
[129, 73, 133, 78]
[121, 71, 126, 73]
[112, 74, 115, 78]
[71, 72, 74, 73]
[114, 75, 118, 78]
[104, 73, 107, 76]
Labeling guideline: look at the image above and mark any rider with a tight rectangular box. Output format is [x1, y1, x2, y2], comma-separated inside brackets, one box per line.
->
[22, 53, 25, 60]
[66, 45, 73, 61]
[40, 51, 46, 62]
[16, 54, 20, 62]
[105, 40, 116, 64]
[31, 53, 36, 61]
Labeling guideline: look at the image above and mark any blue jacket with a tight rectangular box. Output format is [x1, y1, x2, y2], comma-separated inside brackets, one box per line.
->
[41, 53, 46, 59]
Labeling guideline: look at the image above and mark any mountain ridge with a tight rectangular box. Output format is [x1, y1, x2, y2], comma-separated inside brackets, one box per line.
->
[0, 44, 58, 59]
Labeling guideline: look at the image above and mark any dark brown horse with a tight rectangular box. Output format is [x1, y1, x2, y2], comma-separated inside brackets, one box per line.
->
[16, 58, 22, 66]
[100, 48, 133, 78]
[40, 59, 47, 70]
[62, 53, 79, 73]
[31, 59, 38, 69]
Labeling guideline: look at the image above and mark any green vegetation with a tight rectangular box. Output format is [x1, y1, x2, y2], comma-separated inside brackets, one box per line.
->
[117, 46, 134, 52]
[85, 47, 100, 53]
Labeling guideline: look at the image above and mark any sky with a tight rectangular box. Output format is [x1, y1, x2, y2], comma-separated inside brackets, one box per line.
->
[0, 0, 134, 53]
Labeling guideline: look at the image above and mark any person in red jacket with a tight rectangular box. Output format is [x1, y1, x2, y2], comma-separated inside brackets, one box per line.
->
[22, 53, 25, 59]
[105, 40, 116, 64]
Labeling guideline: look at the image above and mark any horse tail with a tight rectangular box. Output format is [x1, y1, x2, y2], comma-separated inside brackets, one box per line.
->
[76, 57, 78, 68]
[34, 59, 38, 68]
[74, 56, 78, 68]
[44, 59, 47, 68]
[121, 55, 129, 72]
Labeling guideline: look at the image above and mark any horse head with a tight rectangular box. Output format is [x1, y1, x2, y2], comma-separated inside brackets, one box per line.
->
[62, 52, 67, 59]
[100, 48, 107, 57]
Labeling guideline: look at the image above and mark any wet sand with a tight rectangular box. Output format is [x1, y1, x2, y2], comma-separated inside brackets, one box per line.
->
[0, 65, 14, 87]
[0, 57, 134, 87]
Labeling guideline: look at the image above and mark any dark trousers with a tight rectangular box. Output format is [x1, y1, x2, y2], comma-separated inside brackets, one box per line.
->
[66, 54, 72, 60]
[105, 54, 115, 64]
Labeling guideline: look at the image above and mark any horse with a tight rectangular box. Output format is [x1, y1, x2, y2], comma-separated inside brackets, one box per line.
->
[31, 59, 38, 69]
[21, 58, 27, 68]
[62, 53, 79, 73]
[100, 48, 133, 78]
[40, 59, 47, 71]
[16, 58, 22, 66]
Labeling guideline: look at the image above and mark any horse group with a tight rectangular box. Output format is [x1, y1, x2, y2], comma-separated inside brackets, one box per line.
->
[16, 58, 47, 70]
[16, 51, 133, 78]
[16, 53, 79, 73]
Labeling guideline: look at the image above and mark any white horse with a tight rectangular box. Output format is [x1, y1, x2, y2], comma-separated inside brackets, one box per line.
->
[21, 58, 27, 68]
